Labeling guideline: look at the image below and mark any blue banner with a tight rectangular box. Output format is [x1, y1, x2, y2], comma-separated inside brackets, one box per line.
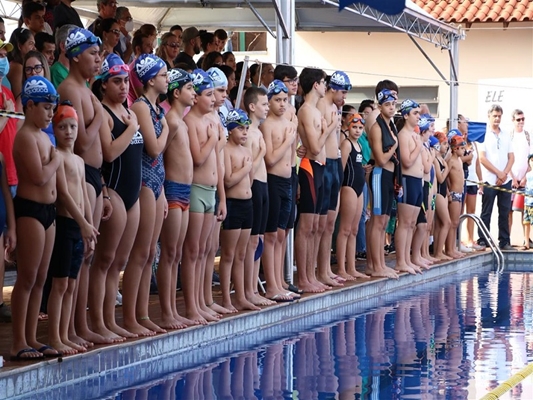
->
[467, 121, 487, 143]
[339, 1, 406, 15]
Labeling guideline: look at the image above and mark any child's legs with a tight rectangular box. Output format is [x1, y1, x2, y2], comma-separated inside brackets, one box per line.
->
[395, 203, 418, 267]
[137, 193, 166, 320]
[122, 187, 157, 327]
[263, 231, 280, 296]
[62, 279, 77, 341]
[105, 201, 140, 329]
[203, 218, 219, 307]
[446, 201, 462, 253]
[231, 228, 252, 303]
[219, 228, 240, 307]
[274, 228, 287, 290]
[48, 277, 68, 344]
[244, 234, 260, 298]
[158, 207, 183, 320]
[434, 195, 451, 256]
[347, 194, 363, 273]
[89, 191, 127, 331]
[172, 209, 189, 314]
[181, 212, 204, 320]
[336, 188, 357, 275]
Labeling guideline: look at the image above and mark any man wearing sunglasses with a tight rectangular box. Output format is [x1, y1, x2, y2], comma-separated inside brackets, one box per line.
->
[88, 0, 118, 33]
[316, 70, 351, 288]
[58, 28, 113, 345]
[477, 104, 514, 251]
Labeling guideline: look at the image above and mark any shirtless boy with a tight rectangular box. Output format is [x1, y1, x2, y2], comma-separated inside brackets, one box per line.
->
[261, 80, 298, 301]
[158, 68, 196, 329]
[396, 99, 423, 275]
[219, 109, 259, 311]
[316, 71, 351, 287]
[10, 77, 61, 360]
[446, 135, 467, 258]
[243, 86, 275, 306]
[182, 69, 218, 324]
[57, 27, 112, 346]
[48, 102, 99, 356]
[296, 68, 336, 293]
[366, 88, 400, 279]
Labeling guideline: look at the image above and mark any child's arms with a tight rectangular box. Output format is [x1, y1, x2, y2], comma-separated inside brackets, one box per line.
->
[130, 101, 169, 158]
[224, 147, 253, 189]
[0, 154, 15, 253]
[100, 108, 139, 163]
[187, 122, 218, 167]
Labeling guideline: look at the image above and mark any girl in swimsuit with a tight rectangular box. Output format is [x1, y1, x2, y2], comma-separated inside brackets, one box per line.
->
[124, 54, 170, 336]
[433, 131, 453, 261]
[336, 114, 369, 281]
[88, 54, 144, 341]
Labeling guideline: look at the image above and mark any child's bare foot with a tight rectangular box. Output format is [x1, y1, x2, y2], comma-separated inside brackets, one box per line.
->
[68, 333, 94, 348]
[199, 308, 223, 322]
[123, 321, 156, 337]
[49, 340, 77, 356]
[434, 253, 453, 261]
[330, 274, 347, 283]
[337, 271, 356, 281]
[107, 322, 139, 339]
[367, 267, 399, 279]
[185, 311, 209, 326]
[221, 301, 238, 314]
[233, 299, 261, 311]
[317, 274, 343, 287]
[174, 314, 197, 326]
[77, 329, 114, 345]
[395, 264, 418, 275]
[348, 270, 370, 279]
[249, 293, 276, 306]
[138, 317, 166, 334]
[92, 325, 125, 343]
[63, 338, 87, 353]
[208, 302, 233, 314]
[159, 316, 188, 330]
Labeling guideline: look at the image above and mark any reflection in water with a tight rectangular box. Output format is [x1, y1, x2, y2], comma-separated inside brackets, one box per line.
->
[117, 272, 533, 399]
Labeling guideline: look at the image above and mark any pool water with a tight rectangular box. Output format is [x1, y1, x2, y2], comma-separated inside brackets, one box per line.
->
[105, 267, 533, 400]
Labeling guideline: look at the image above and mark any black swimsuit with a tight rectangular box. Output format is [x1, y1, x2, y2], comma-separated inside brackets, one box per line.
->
[436, 157, 447, 197]
[342, 139, 365, 196]
[101, 104, 144, 211]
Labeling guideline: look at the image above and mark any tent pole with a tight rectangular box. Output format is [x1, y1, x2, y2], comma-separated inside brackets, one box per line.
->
[235, 56, 250, 109]
[449, 35, 459, 129]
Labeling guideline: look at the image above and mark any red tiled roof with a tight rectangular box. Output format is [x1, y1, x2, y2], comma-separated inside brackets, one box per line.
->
[414, 0, 533, 23]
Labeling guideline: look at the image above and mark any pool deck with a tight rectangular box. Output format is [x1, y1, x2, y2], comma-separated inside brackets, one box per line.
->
[0, 250, 529, 399]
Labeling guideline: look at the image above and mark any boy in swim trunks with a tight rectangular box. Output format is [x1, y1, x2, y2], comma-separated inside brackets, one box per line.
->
[316, 71, 351, 287]
[10, 77, 62, 360]
[446, 134, 467, 258]
[366, 87, 400, 279]
[57, 27, 113, 346]
[48, 102, 99, 356]
[396, 99, 424, 275]
[243, 86, 276, 307]
[219, 109, 260, 311]
[261, 80, 298, 302]
[157, 68, 197, 329]
[182, 69, 219, 325]
[296, 68, 336, 293]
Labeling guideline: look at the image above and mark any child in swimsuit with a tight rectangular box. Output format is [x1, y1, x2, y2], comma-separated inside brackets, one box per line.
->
[522, 155, 533, 249]
[337, 114, 369, 281]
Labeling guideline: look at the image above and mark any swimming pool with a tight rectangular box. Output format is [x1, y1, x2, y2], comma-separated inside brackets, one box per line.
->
[6, 254, 533, 399]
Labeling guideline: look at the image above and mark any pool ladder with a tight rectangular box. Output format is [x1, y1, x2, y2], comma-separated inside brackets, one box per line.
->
[457, 213, 504, 272]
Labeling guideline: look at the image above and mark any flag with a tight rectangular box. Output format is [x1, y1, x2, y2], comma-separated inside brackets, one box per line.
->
[339, 0, 406, 15]
[467, 121, 487, 143]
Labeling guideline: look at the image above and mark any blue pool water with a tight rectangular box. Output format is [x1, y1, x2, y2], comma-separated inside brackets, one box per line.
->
[106, 267, 533, 400]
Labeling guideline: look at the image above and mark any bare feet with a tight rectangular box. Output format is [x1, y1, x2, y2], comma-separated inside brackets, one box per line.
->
[331, 274, 347, 283]
[366, 267, 399, 279]
[297, 283, 326, 293]
[348, 270, 370, 279]
[77, 328, 114, 345]
[123, 321, 157, 337]
[250, 293, 276, 306]
[434, 253, 453, 261]
[336, 271, 356, 281]
[185, 311, 208, 326]
[49, 340, 78, 356]
[208, 302, 233, 315]
[159, 316, 188, 330]
[220, 302, 238, 314]
[412, 257, 431, 270]
[199, 308, 223, 322]
[68, 333, 94, 348]
[395, 264, 419, 275]
[233, 299, 261, 311]
[92, 325, 125, 343]
[318, 274, 343, 287]
[138, 318, 167, 334]
[173, 313, 198, 327]
[63, 338, 87, 353]
[107, 322, 139, 339]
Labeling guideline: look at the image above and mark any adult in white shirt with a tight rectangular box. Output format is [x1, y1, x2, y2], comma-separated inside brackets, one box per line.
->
[477, 105, 515, 250]
[509, 109, 530, 245]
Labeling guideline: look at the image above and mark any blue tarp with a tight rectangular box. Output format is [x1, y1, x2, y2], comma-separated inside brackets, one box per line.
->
[340, 1, 406, 15]
[468, 121, 487, 143]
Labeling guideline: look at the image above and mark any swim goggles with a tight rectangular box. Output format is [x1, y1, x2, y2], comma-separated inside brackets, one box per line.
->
[399, 99, 420, 115]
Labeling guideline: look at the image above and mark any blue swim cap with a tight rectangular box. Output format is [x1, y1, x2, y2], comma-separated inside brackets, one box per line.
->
[329, 71, 352, 91]
[21, 76, 59, 107]
[207, 67, 228, 88]
[65, 27, 101, 59]
[447, 128, 462, 142]
[428, 135, 439, 148]
[190, 69, 214, 94]
[399, 99, 420, 115]
[267, 79, 288, 100]
[418, 113, 435, 132]
[134, 54, 166, 84]
[167, 68, 193, 92]
[99, 54, 129, 81]
[226, 108, 250, 131]
[377, 89, 396, 105]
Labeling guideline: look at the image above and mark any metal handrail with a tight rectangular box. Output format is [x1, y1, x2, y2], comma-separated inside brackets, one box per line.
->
[457, 213, 504, 272]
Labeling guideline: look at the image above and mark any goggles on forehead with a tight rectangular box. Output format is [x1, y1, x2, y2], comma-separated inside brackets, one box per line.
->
[269, 85, 288, 96]
[400, 99, 420, 110]
[108, 64, 129, 74]
[350, 116, 365, 125]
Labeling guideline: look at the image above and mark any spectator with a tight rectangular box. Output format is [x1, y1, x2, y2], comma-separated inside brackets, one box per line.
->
[53, 0, 83, 30]
[258, 63, 274, 89]
[88, 0, 118, 33]
[477, 105, 515, 250]
[35, 32, 55, 66]
[127, 32, 154, 106]
[219, 64, 235, 111]
[214, 29, 228, 52]
[175, 26, 200, 71]
[50, 24, 74, 88]
[156, 32, 180, 70]
[223, 51, 236, 70]
[197, 31, 217, 70]
[43, 0, 60, 31]
[7, 28, 35, 98]
[94, 18, 121, 57]
[115, 6, 133, 62]
[0, 17, 10, 89]
[21, 1, 49, 36]
[201, 51, 222, 71]
[169, 25, 183, 48]
[250, 63, 260, 86]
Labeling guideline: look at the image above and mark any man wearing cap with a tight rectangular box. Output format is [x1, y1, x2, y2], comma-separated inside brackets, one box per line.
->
[58, 27, 113, 345]
[477, 104, 514, 251]
[316, 71, 351, 287]
[175, 27, 201, 71]
[0, 38, 16, 323]
[88, 0, 118, 33]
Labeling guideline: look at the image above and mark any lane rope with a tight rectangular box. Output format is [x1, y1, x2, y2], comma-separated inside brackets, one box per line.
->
[480, 362, 533, 400]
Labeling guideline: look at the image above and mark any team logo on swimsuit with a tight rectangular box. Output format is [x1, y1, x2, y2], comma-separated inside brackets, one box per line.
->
[356, 153, 363, 163]
[131, 130, 144, 146]
[24, 78, 50, 95]
[135, 56, 158, 79]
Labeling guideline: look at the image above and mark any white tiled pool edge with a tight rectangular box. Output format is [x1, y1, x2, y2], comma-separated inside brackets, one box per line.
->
[0, 253, 502, 399]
